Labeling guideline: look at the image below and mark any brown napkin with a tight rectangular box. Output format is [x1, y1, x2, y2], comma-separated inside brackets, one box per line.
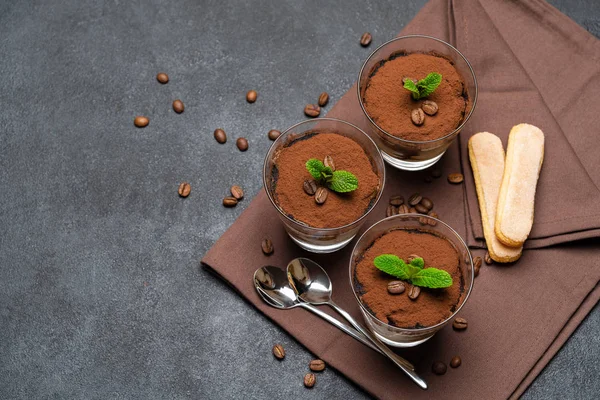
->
[202, 0, 600, 398]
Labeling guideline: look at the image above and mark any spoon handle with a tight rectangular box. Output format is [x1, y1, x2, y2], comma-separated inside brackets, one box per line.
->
[299, 303, 382, 354]
[327, 301, 428, 390]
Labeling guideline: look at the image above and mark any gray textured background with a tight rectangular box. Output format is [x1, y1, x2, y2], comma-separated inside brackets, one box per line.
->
[1, 0, 598, 399]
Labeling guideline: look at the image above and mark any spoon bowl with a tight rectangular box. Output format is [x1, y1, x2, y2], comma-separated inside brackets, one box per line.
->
[287, 258, 333, 304]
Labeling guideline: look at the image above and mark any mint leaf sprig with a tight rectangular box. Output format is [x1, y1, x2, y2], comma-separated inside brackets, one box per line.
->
[403, 72, 442, 100]
[373, 254, 452, 289]
[306, 159, 358, 193]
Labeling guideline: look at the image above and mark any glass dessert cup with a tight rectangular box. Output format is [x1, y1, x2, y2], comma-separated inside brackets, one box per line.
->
[263, 118, 385, 253]
[349, 214, 474, 347]
[357, 35, 478, 171]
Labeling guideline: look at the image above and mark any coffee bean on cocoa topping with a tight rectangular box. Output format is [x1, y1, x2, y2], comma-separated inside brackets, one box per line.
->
[304, 373, 316, 388]
[387, 281, 406, 295]
[453, 317, 468, 330]
[408, 193, 422, 206]
[303, 179, 317, 195]
[389, 195, 404, 206]
[318, 92, 329, 107]
[309, 359, 326, 372]
[223, 196, 238, 207]
[398, 204, 410, 214]
[268, 129, 281, 140]
[485, 252, 493, 265]
[156, 72, 169, 84]
[360, 32, 372, 47]
[261, 238, 274, 255]
[407, 254, 421, 263]
[230, 185, 244, 200]
[315, 187, 328, 204]
[448, 173, 464, 184]
[407, 285, 420, 300]
[323, 155, 335, 171]
[432, 361, 447, 375]
[178, 182, 191, 198]
[411, 108, 425, 126]
[246, 90, 257, 103]
[421, 100, 439, 116]
[134, 116, 149, 128]
[420, 197, 434, 210]
[304, 104, 321, 118]
[172, 99, 184, 113]
[415, 203, 429, 214]
[214, 128, 227, 143]
[236, 137, 249, 151]
[272, 344, 285, 360]
[432, 168, 442, 178]
[450, 356, 462, 368]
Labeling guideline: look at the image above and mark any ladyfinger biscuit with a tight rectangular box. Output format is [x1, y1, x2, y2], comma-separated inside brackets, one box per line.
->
[495, 124, 545, 247]
[468, 132, 522, 262]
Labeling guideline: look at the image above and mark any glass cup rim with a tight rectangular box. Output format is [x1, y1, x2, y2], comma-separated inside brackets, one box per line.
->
[348, 213, 475, 333]
[262, 117, 386, 232]
[356, 34, 479, 145]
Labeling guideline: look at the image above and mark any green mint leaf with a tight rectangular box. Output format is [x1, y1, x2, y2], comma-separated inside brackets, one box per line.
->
[327, 170, 358, 193]
[306, 159, 325, 180]
[410, 267, 453, 289]
[409, 257, 425, 269]
[406, 264, 422, 279]
[373, 255, 410, 280]
[403, 79, 420, 100]
[416, 72, 442, 98]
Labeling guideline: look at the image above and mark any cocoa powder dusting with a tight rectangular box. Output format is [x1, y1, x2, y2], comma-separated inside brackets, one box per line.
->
[273, 133, 380, 228]
[354, 229, 464, 328]
[363, 53, 469, 141]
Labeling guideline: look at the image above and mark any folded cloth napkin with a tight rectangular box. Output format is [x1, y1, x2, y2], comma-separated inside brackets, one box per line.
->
[202, 0, 600, 398]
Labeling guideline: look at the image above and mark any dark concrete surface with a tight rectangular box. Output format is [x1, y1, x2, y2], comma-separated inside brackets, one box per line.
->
[0, 0, 598, 398]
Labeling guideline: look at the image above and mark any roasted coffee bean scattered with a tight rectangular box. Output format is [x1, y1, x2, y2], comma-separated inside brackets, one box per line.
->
[409, 207, 417, 214]
[421, 100, 439, 116]
[323, 155, 335, 171]
[389, 195, 404, 206]
[246, 90, 257, 103]
[268, 129, 281, 140]
[303, 179, 317, 195]
[408, 193, 422, 206]
[272, 344, 285, 360]
[360, 32, 372, 47]
[223, 196, 238, 207]
[418, 216, 429, 225]
[156, 72, 169, 84]
[309, 359, 326, 372]
[420, 197, 434, 210]
[304, 373, 316, 388]
[178, 182, 191, 198]
[415, 203, 429, 214]
[432, 361, 447, 375]
[408, 285, 420, 300]
[402, 77, 417, 85]
[474, 256, 482, 277]
[450, 356, 462, 368]
[453, 317, 468, 330]
[304, 104, 321, 118]
[262, 238, 274, 255]
[432, 168, 442, 178]
[318, 92, 329, 107]
[172, 99, 184, 113]
[398, 204, 410, 214]
[230, 185, 244, 200]
[407, 254, 421, 263]
[386, 204, 397, 217]
[315, 187, 328, 204]
[214, 128, 227, 144]
[387, 281, 406, 295]
[427, 211, 439, 226]
[448, 173, 464, 184]
[411, 108, 425, 126]
[485, 252, 493, 265]
[236, 137, 249, 151]
[134, 116, 149, 128]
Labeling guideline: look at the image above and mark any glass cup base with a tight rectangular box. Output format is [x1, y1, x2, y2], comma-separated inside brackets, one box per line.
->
[372, 330, 434, 348]
[381, 151, 444, 171]
[287, 232, 356, 254]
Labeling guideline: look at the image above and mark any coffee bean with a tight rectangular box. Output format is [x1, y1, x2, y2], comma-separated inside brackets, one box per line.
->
[450, 356, 462, 368]
[411, 108, 425, 126]
[230, 185, 244, 200]
[268, 129, 281, 141]
[323, 155, 335, 171]
[408, 193, 422, 206]
[246, 90, 257, 103]
[427, 211, 439, 225]
[474, 256, 482, 273]
[432, 361, 447, 375]
[172, 99, 184, 113]
[415, 203, 429, 214]
[304, 104, 321, 118]
[360, 32, 372, 47]
[303, 180, 317, 195]
[387, 281, 406, 294]
[134, 116, 149, 128]
[422, 100, 439, 116]
[236, 137, 249, 151]
[408, 285, 420, 300]
[223, 196, 238, 207]
[309, 359, 326, 372]
[262, 238, 274, 255]
[272, 344, 285, 360]
[304, 373, 316, 388]
[156, 72, 169, 84]
[420, 197, 434, 210]
[214, 128, 227, 144]
[389, 195, 404, 206]
[407, 254, 421, 263]
[474, 264, 480, 277]
[398, 204, 410, 214]
[485, 252, 493, 265]
[453, 317, 468, 330]
[178, 182, 191, 198]
[448, 173, 464, 184]
[318, 92, 329, 107]
[432, 168, 442, 178]
[386, 204, 397, 217]
[402, 77, 417, 85]
[315, 187, 328, 204]
[409, 207, 417, 214]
